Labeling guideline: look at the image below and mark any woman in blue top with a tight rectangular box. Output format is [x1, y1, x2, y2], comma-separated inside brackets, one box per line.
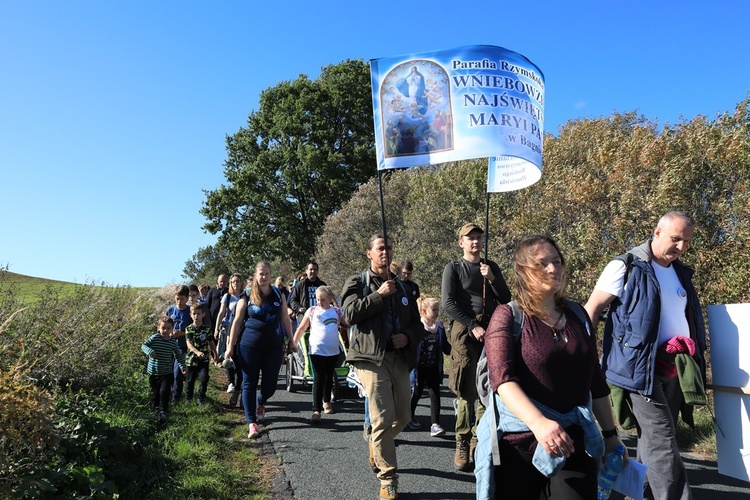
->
[214, 273, 244, 406]
[226, 260, 293, 439]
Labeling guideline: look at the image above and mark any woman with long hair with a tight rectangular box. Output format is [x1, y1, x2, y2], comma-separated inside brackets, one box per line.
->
[225, 261, 293, 438]
[214, 273, 244, 406]
[480, 235, 625, 498]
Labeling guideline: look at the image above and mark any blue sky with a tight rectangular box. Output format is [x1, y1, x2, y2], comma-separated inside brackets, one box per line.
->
[1, 1, 748, 287]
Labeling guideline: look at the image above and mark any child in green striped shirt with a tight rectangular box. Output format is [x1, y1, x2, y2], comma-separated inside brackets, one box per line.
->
[142, 316, 187, 421]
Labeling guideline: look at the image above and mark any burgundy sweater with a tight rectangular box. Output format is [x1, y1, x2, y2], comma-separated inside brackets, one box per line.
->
[484, 303, 609, 451]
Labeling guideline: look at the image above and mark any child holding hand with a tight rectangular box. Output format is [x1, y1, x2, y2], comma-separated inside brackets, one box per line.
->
[291, 286, 346, 424]
[142, 316, 187, 421]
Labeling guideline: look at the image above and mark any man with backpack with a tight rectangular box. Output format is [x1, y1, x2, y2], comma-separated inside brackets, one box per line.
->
[585, 211, 706, 500]
[342, 233, 423, 500]
[289, 262, 327, 319]
[441, 223, 511, 471]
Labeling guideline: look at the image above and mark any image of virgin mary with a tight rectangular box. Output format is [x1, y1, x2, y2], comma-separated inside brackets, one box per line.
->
[396, 66, 428, 116]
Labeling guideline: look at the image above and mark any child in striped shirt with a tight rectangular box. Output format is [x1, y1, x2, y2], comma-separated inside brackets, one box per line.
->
[142, 316, 187, 421]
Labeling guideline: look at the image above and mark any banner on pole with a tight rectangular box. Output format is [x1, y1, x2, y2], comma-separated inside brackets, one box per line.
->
[370, 44, 544, 187]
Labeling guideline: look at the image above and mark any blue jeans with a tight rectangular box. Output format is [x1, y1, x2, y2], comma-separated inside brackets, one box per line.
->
[235, 341, 283, 424]
[364, 395, 371, 426]
[172, 351, 186, 400]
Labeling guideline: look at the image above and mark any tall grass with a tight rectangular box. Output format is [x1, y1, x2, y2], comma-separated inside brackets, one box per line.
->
[0, 270, 269, 498]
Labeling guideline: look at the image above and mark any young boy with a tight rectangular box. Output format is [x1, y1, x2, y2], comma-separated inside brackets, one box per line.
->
[142, 316, 187, 421]
[166, 285, 193, 403]
[184, 303, 217, 405]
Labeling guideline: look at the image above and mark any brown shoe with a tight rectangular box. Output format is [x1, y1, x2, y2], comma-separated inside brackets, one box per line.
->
[454, 439, 470, 471]
[379, 483, 398, 500]
[369, 440, 380, 473]
[469, 436, 478, 463]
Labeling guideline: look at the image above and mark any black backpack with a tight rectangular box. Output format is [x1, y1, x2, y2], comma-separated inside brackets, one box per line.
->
[475, 300, 592, 465]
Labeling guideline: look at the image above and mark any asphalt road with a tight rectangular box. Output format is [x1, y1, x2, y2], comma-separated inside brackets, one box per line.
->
[247, 374, 750, 500]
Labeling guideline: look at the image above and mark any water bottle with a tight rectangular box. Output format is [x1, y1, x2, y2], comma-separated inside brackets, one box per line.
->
[597, 444, 626, 500]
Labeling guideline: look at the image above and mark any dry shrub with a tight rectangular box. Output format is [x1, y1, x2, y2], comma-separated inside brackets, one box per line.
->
[0, 311, 56, 483]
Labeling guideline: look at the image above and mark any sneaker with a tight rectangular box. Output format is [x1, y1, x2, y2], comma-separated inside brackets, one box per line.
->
[228, 392, 239, 407]
[256, 404, 266, 422]
[407, 420, 422, 429]
[323, 402, 334, 414]
[454, 440, 470, 471]
[379, 483, 398, 500]
[157, 411, 167, 422]
[430, 423, 446, 437]
[363, 423, 372, 443]
[227, 383, 235, 393]
[248, 423, 260, 439]
[310, 411, 321, 424]
[196, 399, 205, 406]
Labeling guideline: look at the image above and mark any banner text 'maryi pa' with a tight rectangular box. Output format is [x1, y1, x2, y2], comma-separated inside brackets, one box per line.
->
[370, 45, 545, 191]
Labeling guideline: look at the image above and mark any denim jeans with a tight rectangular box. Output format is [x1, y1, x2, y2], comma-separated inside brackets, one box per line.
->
[235, 341, 283, 424]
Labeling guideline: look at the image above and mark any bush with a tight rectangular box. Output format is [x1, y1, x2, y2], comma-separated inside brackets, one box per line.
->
[0, 276, 174, 497]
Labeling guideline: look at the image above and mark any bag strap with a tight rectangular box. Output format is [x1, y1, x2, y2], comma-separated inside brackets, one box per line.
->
[486, 300, 524, 466]
[566, 300, 592, 336]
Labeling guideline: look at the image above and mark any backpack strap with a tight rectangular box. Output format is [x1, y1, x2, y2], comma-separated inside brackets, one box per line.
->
[479, 300, 524, 466]
[360, 271, 371, 297]
[566, 300, 592, 336]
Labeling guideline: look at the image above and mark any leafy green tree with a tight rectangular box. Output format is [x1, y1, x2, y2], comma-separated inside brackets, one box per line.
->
[200, 59, 375, 272]
[182, 244, 231, 283]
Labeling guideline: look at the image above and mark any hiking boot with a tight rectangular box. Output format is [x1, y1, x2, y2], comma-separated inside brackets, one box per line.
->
[407, 419, 422, 429]
[470, 436, 478, 463]
[256, 404, 266, 422]
[323, 402, 334, 414]
[368, 440, 380, 473]
[430, 423, 446, 437]
[311, 411, 321, 424]
[363, 423, 372, 443]
[379, 483, 398, 500]
[454, 439, 470, 471]
[248, 423, 260, 439]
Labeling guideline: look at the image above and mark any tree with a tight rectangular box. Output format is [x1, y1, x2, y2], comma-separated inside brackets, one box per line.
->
[199, 59, 375, 273]
[316, 99, 750, 309]
[182, 244, 231, 283]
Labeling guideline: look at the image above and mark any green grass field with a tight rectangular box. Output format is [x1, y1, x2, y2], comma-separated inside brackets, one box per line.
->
[0, 271, 154, 303]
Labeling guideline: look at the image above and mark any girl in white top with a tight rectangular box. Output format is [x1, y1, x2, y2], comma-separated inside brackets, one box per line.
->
[291, 286, 347, 423]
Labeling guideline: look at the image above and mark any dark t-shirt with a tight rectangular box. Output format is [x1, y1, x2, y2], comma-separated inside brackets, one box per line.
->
[441, 258, 511, 328]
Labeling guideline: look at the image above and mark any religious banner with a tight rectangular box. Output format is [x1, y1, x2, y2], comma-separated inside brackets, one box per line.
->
[370, 44, 544, 192]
